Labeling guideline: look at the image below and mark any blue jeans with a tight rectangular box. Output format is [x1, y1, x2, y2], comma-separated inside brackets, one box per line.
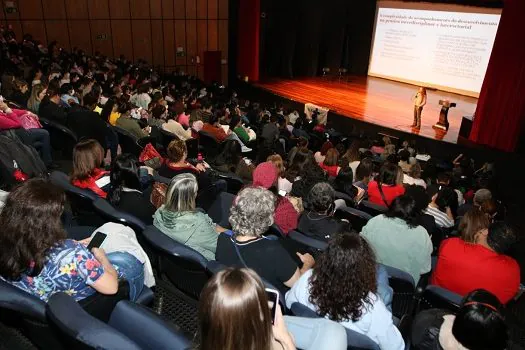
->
[284, 316, 347, 350]
[107, 252, 145, 302]
[377, 264, 393, 311]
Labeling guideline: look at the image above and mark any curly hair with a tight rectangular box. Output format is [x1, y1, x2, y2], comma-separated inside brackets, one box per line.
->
[229, 187, 275, 237]
[167, 139, 187, 163]
[309, 232, 377, 322]
[0, 179, 67, 280]
[307, 182, 335, 213]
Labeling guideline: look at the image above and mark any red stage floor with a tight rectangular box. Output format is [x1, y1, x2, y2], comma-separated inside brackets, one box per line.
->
[255, 76, 479, 144]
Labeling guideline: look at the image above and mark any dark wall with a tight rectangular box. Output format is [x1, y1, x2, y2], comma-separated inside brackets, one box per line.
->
[259, 0, 376, 78]
[259, 0, 377, 79]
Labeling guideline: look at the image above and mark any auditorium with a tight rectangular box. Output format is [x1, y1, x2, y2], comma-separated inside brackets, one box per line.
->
[0, 0, 524, 349]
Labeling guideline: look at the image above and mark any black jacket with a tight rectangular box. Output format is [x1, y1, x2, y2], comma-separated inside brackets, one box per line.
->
[39, 98, 67, 125]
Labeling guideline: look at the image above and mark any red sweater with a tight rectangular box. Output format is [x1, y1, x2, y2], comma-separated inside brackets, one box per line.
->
[71, 168, 110, 198]
[202, 123, 227, 142]
[367, 181, 405, 207]
[431, 238, 520, 304]
[0, 110, 23, 130]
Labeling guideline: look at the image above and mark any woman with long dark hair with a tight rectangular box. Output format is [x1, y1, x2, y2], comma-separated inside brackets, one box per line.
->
[108, 153, 156, 224]
[286, 233, 404, 349]
[367, 163, 405, 207]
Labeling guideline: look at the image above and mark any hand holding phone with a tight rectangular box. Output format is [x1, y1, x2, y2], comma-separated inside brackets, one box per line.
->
[87, 232, 107, 250]
[265, 288, 279, 324]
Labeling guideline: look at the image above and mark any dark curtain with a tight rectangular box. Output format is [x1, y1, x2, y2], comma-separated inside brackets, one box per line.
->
[469, 0, 525, 152]
[259, 0, 377, 79]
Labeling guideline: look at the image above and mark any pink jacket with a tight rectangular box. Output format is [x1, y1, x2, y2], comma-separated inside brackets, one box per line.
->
[0, 110, 23, 130]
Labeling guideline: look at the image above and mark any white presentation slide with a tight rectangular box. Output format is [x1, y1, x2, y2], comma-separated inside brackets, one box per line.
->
[368, 3, 501, 97]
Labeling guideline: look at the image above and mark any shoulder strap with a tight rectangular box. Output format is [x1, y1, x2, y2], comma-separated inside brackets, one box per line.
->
[377, 182, 390, 207]
[226, 230, 249, 267]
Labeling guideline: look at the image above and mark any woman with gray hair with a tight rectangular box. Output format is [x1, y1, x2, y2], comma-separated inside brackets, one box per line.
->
[215, 187, 315, 293]
[153, 173, 220, 260]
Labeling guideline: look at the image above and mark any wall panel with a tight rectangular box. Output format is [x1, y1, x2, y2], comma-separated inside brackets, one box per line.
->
[18, 0, 43, 19]
[3, 0, 228, 82]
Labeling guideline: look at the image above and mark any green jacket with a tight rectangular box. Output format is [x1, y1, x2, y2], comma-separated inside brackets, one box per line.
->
[153, 206, 218, 260]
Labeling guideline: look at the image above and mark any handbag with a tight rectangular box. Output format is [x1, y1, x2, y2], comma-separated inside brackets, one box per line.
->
[150, 182, 167, 208]
[139, 143, 163, 169]
[16, 111, 42, 130]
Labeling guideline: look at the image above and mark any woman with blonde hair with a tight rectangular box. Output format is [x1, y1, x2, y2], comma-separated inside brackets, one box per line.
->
[267, 154, 290, 193]
[198, 267, 347, 350]
[27, 84, 47, 114]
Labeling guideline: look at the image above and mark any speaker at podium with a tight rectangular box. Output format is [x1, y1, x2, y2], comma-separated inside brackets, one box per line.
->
[433, 100, 456, 131]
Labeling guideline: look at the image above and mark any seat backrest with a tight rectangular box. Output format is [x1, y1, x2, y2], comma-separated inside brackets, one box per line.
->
[46, 293, 141, 350]
[160, 128, 179, 151]
[288, 230, 328, 251]
[359, 200, 388, 217]
[416, 285, 462, 314]
[290, 303, 380, 350]
[185, 137, 199, 160]
[114, 126, 143, 156]
[109, 300, 190, 350]
[382, 264, 416, 319]
[39, 117, 78, 159]
[142, 225, 210, 300]
[335, 207, 372, 232]
[218, 173, 244, 194]
[207, 191, 236, 229]
[0, 279, 64, 349]
[198, 131, 220, 160]
[92, 198, 147, 233]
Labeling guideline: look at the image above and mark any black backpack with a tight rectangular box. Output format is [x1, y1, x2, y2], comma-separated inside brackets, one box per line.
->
[0, 130, 47, 187]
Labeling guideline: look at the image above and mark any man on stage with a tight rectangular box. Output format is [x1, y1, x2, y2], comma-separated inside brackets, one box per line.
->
[412, 87, 427, 129]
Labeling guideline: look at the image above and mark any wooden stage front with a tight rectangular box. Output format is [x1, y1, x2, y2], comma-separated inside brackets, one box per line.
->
[254, 76, 478, 144]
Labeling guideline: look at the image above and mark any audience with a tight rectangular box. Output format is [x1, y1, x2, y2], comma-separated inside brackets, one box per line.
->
[26, 84, 47, 114]
[431, 212, 519, 304]
[353, 157, 374, 191]
[286, 233, 404, 350]
[39, 86, 67, 124]
[215, 187, 314, 294]
[424, 186, 458, 229]
[163, 109, 192, 140]
[153, 173, 219, 260]
[362, 195, 433, 283]
[319, 148, 341, 177]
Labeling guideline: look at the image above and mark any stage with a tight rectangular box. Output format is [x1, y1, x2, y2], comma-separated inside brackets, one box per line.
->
[254, 76, 478, 144]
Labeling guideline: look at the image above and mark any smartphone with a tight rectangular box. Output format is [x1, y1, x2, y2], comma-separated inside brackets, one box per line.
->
[265, 288, 279, 324]
[87, 232, 107, 250]
[278, 190, 287, 197]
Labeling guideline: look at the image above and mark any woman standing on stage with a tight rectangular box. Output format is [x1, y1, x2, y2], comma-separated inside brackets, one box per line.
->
[412, 87, 427, 129]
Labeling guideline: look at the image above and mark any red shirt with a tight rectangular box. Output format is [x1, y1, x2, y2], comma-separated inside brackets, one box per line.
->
[319, 163, 340, 177]
[202, 123, 227, 142]
[72, 168, 109, 198]
[431, 238, 520, 304]
[367, 181, 405, 207]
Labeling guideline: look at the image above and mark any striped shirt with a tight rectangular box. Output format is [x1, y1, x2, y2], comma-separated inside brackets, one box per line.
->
[424, 206, 454, 228]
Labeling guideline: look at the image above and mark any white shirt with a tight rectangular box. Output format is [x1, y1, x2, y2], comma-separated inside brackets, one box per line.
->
[278, 177, 293, 194]
[286, 270, 404, 350]
[349, 161, 360, 178]
[403, 174, 427, 188]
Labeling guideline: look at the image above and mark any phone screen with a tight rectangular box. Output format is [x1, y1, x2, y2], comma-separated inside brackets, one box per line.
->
[87, 232, 107, 250]
[265, 288, 279, 324]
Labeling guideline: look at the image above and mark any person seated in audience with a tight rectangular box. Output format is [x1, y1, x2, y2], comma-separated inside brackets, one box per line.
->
[30, 67, 43, 87]
[319, 148, 341, 177]
[398, 149, 413, 173]
[252, 162, 299, 235]
[286, 233, 404, 350]
[39, 86, 67, 124]
[153, 173, 220, 261]
[70, 139, 110, 198]
[404, 185, 441, 249]
[411, 289, 508, 350]
[215, 187, 315, 294]
[115, 102, 151, 139]
[59, 83, 79, 107]
[353, 157, 374, 192]
[212, 139, 254, 182]
[332, 165, 363, 206]
[10, 79, 30, 107]
[100, 96, 120, 126]
[0, 100, 56, 168]
[199, 267, 347, 350]
[290, 152, 328, 199]
[340, 139, 361, 177]
[27, 83, 47, 114]
[367, 163, 405, 207]
[158, 139, 207, 179]
[314, 141, 333, 164]
[108, 154, 156, 225]
[0, 178, 144, 302]
[298, 182, 350, 241]
[229, 113, 249, 144]
[424, 187, 458, 229]
[431, 211, 519, 304]
[129, 83, 151, 110]
[288, 137, 309, 164]
[261, 114, 280, 146]
[403, 163, 426, 188]
[267, 154, 291, 194]
[202, 112, 229, 142]
[457, 188, 492, 217]
[162, 108, 192, 141]
[362, 195, 433, 283]
[426, 172, 464, 208]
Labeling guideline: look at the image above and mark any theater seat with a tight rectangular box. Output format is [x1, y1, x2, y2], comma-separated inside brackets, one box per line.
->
[415, 285, 462, 314]
[0, 279, 63, 349]
[142, 225, 211, 300]
[288, 230, 328, 251]
[207, 191, 236, 229]
[382, 264, 416, 319]
[290, 302, 380, 350]
[92, 197, 147, 234]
